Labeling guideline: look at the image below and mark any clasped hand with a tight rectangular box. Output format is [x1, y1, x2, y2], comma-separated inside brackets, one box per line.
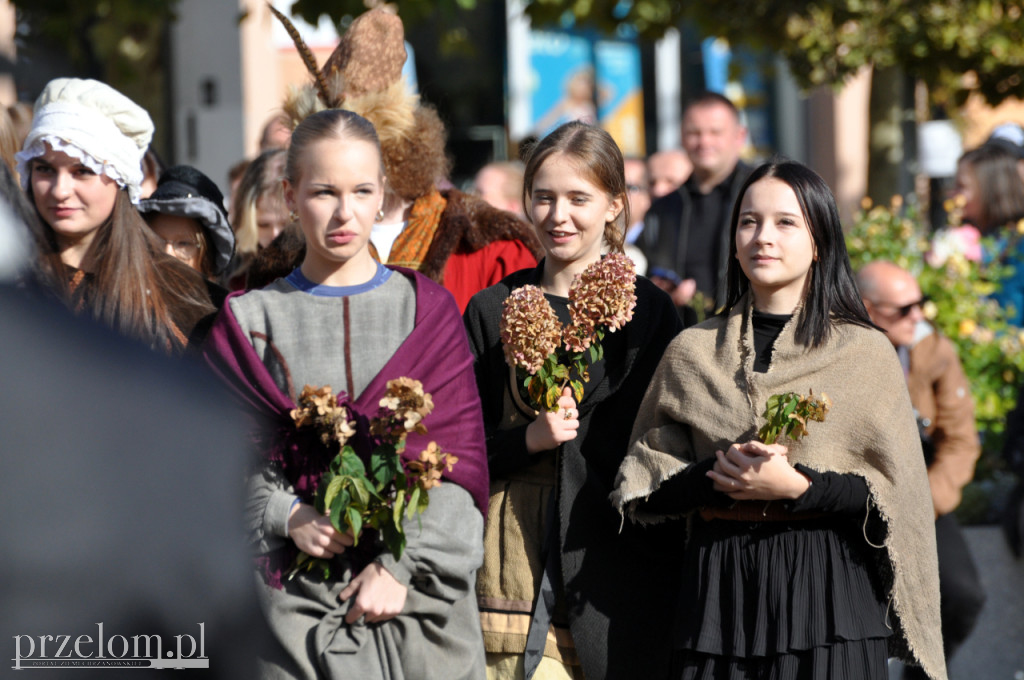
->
[287, 502, 408, 624]
[706, 441, 810, 501]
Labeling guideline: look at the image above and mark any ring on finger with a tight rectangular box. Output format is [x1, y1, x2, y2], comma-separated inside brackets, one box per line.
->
[563, 409, 573, 420]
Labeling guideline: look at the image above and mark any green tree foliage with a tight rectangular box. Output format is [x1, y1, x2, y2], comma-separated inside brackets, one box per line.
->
[287, 0, 1024, 106]
[12, 0, 177, 83]
[684, 0, 1024, 106]
[11, 0, 178, 149]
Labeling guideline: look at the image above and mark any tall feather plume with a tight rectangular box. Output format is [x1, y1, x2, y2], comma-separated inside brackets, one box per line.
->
[267, 3, 336, 109]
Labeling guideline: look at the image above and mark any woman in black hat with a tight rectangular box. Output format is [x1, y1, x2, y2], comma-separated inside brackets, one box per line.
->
[139, 164, 236, 308]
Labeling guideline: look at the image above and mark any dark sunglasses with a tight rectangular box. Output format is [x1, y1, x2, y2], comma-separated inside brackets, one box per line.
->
[873, 296, 929, 318]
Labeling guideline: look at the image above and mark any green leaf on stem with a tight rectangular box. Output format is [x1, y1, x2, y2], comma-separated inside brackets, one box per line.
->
[370, 446, 398, 489]
[393, 488, 406, 528]
[407, 485, 421, 520]
[322, 474, 344, 511]
[330, 491, 347, 536]
[570, 379, 584, 403]
[383, 526, 406, 560]
[340, 447, 366, 477]
[546, 385, 563, 411]
[346, 505, 362, 540]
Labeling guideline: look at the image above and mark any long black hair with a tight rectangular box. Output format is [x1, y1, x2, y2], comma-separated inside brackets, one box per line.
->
[724, 158, 874, 348]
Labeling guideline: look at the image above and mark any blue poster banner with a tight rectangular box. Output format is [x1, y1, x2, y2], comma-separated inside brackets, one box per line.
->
[527, 28, 645, 156]
[529, 30, 596, 139]
[594, 38, 645, 156]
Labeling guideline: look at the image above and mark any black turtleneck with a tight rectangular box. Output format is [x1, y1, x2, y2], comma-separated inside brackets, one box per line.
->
[752, 309, 792, 372]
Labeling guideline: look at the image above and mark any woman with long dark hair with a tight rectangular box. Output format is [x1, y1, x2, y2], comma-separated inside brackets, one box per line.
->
[16, 78, 213, 354]
[613, 159, 947, 679]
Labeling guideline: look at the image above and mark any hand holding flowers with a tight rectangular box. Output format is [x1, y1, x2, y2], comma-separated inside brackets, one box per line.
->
[287, 378, 457, 581]
[707, 391, 832, 500]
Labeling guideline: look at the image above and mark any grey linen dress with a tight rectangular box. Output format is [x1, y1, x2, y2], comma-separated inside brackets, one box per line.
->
[235, 270, 486, 680]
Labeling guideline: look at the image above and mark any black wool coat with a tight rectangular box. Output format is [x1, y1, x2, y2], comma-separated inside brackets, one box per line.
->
[463, 265, 685, 680]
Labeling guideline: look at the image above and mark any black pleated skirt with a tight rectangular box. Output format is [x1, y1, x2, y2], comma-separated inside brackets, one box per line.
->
[671, 517, 892, 680]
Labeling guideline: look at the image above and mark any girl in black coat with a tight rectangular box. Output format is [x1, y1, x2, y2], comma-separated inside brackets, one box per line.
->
[464, 121, 683, 680]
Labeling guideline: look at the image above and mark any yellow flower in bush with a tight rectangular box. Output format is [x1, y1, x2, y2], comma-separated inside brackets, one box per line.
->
[958, 319, 977, 337]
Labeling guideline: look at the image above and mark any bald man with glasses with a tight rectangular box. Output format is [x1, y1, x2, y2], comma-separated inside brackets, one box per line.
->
[858, 260, 985, 678]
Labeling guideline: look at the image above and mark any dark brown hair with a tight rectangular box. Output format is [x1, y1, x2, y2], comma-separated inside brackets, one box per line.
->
[521, 121, 628, 252]
[31, 186, 213, 353]
[958, 144, 1024, 234]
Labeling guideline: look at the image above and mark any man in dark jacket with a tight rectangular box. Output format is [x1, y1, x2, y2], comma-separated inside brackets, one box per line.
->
[645, 92, 751, 324]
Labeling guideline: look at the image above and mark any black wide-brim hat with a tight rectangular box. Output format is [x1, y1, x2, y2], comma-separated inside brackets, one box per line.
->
[138, 165, 235, 276]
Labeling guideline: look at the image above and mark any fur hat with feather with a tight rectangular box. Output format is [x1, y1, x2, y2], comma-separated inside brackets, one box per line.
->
[273, 5, 448, 202]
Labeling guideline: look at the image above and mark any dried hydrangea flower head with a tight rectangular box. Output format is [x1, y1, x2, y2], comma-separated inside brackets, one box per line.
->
[290, 385, 356, 447]
[406, 441, 447, 489]
[371, 377, 434, 444]
[500, 285, 562, 375]
[563, 253, 637, 352]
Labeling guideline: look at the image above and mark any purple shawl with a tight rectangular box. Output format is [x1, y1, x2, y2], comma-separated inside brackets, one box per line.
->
[202, 267, 489, 516]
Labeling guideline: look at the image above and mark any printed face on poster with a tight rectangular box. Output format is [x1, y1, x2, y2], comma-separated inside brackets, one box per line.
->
[527, 29, 645, 157]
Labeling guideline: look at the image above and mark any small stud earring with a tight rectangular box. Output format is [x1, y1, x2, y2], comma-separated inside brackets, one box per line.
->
[376, 209, 385, 222]
[289, 211, 298, 222]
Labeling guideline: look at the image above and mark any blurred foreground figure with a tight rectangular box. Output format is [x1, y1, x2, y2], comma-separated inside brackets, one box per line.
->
[0, 195, 265, 678]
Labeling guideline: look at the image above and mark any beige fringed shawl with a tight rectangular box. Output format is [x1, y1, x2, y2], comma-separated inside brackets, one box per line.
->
[611, 295, 948, 680]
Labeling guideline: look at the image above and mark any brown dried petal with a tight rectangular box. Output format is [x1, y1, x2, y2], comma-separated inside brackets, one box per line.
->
[566, 254, 637, 346]
[500, 286, 562, 374]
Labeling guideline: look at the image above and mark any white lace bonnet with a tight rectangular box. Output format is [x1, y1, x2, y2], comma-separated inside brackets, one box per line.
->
[15, 78, 154, 204]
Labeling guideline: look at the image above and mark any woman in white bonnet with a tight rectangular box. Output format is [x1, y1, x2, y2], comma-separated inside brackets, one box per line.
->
[16, 77, 213, 354]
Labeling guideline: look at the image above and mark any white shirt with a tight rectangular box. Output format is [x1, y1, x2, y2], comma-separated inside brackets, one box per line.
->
[371, 220, 408, 262]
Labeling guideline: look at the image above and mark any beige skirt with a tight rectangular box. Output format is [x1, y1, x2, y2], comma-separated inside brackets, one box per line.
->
[476, 452, 578, 667]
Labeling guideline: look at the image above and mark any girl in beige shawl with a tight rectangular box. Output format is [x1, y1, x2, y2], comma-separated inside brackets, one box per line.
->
[612, 159, 946, 680]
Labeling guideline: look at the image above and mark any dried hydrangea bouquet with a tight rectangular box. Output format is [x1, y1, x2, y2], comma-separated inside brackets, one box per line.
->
[288, 378, 457, 580]
[499, 253, 637, 411]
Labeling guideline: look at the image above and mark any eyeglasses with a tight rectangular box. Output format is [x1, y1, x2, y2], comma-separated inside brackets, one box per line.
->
[871, 296, 929, 319]
[157, 235, 201, 260]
